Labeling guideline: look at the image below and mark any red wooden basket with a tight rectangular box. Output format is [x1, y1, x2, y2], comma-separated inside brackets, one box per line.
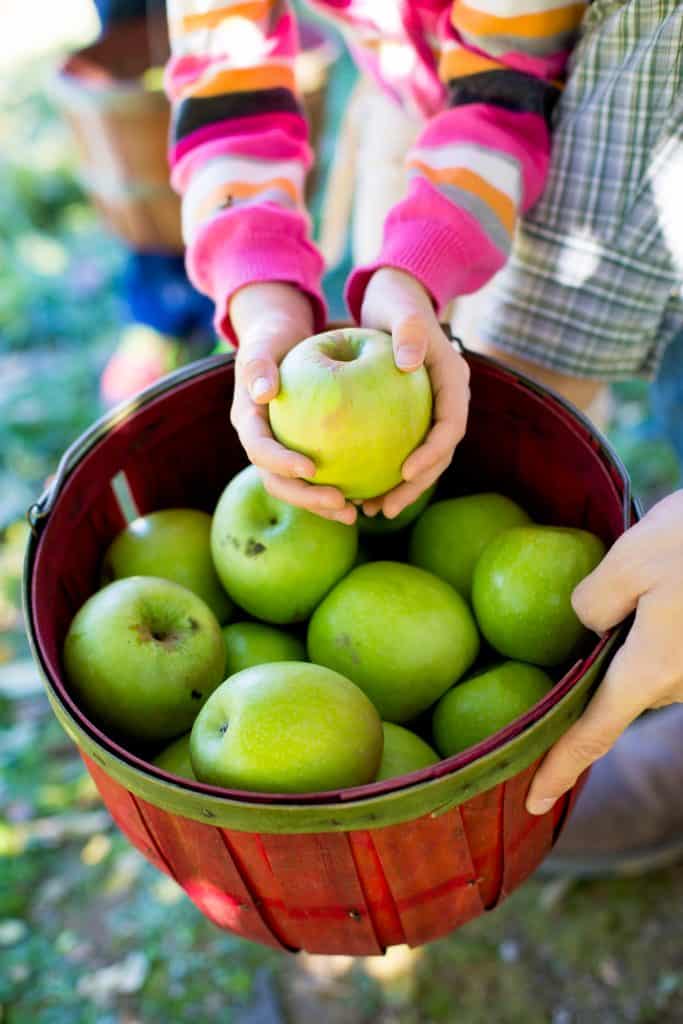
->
[24, 349, 636, 955]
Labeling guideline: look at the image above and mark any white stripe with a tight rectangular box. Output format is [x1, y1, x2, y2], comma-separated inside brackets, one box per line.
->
[169, 0, 260, 19]
[410, 144, 522, 205]
[351, 0, 403, 33]
[190, 154, 304, 194]
[183, 154, 304, 235]
[457, 0, 580, 17]
[172, 18, 270, 59]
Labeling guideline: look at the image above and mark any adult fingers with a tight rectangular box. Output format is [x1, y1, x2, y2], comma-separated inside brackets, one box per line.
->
[571, 527, 644, 634]
[525, 624, 654, 814]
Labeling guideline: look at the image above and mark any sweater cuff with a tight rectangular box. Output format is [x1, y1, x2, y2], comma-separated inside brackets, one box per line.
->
[345, 215, 498, 323]
[186, 207, 327, 345]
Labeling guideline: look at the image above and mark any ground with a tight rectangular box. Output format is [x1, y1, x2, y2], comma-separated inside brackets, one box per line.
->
[1, 8, 682, 1023]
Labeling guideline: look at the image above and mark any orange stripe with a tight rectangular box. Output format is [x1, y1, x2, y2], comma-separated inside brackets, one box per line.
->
[439, 47, 503, 81]
[176, 1, 273, 35]
[409, 160, 516, 235]
[185, 64, 295, 98]
[453, 2, 586, 40]
[194, 177, 300, 222]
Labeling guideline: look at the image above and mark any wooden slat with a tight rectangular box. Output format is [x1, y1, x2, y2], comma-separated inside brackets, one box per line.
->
[220, 832, 299, 950]
[459, 783, 505, 909]
[499, 760, 555, 900]
[347, 830, 406, 951]
[82, 754, 171, 877]
[370, 809, 483, 948]
[137, 800, 284, 950]
[255, 832, 384, 955]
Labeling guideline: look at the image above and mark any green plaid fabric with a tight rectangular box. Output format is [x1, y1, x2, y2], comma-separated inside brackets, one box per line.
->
[481, 0, 683, 380]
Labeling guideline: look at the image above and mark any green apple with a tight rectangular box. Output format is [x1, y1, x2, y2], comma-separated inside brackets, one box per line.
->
[472, 526, 606, 666]
[101, 508, 233, 623]
[409, 492, 531, 599]
[190, 662, 383, 793]
[154, 733, 195, 780]
[358, 484, 437, 536]
[433, 661, 554, 756]
[211, 466, 357, 623]
[307, 561, 480, 722]
[63, 576, 226, 743]
[222, 621, 306, 677]
[269, 328, 433, 500]
[376, 722, 439, 781]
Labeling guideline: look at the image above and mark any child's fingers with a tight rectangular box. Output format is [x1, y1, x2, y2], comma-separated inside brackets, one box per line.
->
[400, 346, 469, 482]
[402, 420, 459, 481]
[234, 403, 315, 479]
[382, 460, 450, 519]
[392, 313, 430, 371]
[261, 472, 356, 523]
[363, 459, 449, 521]
[360, 497, 383, 517]
[237, 352, 280, 404]
[429, 347, 470, 432]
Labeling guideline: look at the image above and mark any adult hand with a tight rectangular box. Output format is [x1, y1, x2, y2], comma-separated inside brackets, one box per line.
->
[360, 267, 470, 519]
[527, 490, 683, 814]
[230, 282, 356, 524]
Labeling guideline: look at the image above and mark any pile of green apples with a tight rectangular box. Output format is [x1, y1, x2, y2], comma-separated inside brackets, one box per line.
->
[63, 329, 606, 796]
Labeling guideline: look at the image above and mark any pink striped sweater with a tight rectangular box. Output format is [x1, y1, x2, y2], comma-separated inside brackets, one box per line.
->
[165, 0, 586, 342]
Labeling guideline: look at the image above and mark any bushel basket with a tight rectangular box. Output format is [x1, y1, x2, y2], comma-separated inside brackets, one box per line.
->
[25, 348, 636, 955]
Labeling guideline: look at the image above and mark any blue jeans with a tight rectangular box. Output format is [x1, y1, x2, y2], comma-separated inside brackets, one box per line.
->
[652, 329, 683, 474]
[93, 0, 163, 24]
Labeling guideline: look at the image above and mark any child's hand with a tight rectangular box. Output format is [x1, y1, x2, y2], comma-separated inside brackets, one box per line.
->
[526, 490, 683, 815]
[230, 283, 356, 524]
[360, 267, 470, 519]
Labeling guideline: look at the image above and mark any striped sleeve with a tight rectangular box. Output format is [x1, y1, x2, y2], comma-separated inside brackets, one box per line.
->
[346, 0, 587, 321]
[165, 0, 326, 343]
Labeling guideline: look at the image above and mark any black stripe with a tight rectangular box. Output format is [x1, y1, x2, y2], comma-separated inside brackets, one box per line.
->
[447, 70, 561, 127]
[173, 87, 302, 143]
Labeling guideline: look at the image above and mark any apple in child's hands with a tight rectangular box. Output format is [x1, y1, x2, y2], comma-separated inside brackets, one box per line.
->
[211, 466, 357, 623]
[375, 722, 439, 781]
[154, 733, 195, 780]
[472, 526, 606, 666]
[190, 662, 383, 793]
[268, 328, 433, 500]
[307, 561, 479, 722]
[222, 621, 306, 677]
[409, 493, 531, 599]
[101, 508, 233, 623]
[63, 577, 226, 743]
[433, 661, 554, 756]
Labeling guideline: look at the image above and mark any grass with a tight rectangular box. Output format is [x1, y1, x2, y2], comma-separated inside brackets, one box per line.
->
[1, 29, 682, 1024]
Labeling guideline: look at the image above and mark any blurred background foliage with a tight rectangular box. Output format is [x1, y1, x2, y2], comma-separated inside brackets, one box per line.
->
[0, 2, 681, 1022]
